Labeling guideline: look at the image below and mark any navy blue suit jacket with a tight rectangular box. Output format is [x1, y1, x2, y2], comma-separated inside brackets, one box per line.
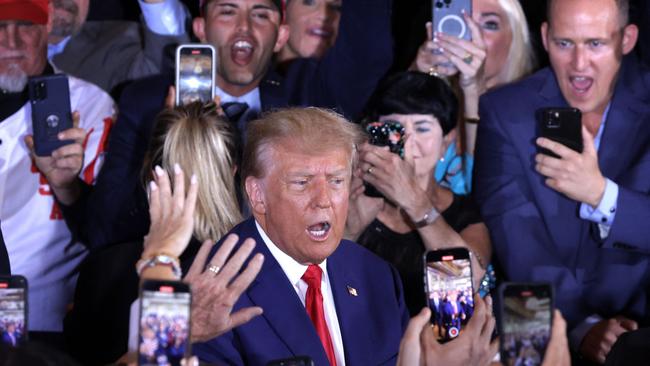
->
[474, 56, 650, 329]
[63, 0, 393, 249]
[193, 218, 410, 366]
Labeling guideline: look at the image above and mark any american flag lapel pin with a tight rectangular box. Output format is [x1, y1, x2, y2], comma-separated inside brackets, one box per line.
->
[347, 285, 358, 297]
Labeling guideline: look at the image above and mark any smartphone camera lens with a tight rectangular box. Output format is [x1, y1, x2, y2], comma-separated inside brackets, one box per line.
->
[547, 112, 561, 128]
[435, 1, 444, 8]
[34, 81, 47, 101]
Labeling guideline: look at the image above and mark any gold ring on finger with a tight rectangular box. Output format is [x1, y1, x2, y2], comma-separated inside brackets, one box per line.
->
[463, 54, 473, 65]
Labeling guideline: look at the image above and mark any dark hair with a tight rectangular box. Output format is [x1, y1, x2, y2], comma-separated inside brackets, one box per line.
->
[362, 71, 458, 135]
[546, 0, 629, 26]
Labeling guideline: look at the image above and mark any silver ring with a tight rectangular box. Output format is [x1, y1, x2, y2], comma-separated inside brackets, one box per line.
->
[463, 54, 473, 65]
[207, 265, 221, 276]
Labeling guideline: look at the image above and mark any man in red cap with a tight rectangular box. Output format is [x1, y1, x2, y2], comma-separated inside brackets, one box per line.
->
[0, 0, 115, 339]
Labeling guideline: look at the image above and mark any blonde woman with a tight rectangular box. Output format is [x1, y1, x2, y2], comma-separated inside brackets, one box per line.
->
[411, 0, 536, 193]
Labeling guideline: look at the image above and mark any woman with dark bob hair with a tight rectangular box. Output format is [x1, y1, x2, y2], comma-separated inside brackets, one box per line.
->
[346, 71, 493, 319]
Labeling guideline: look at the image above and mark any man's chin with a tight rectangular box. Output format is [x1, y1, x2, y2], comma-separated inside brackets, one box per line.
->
[0, 67, 28, 92]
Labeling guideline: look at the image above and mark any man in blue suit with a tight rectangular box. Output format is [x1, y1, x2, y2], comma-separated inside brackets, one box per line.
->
[193, 108, 409, 365]
[474, 0, 650, 363]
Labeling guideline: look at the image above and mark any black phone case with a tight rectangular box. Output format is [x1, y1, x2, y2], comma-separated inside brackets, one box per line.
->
[29, 74, 73, 157]
[539, 107, 583, 157]
[432, 0, 472, 41]
[497, 282, 554, 366]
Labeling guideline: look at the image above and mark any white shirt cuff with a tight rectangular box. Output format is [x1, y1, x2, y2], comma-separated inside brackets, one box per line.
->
[579, 178, 618, 238]
[139, 0, 188, 35]
[569, 314, 603, 352]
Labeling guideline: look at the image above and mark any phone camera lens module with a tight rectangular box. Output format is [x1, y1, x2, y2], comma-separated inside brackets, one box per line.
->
[435, 1, 444, 8]
[46, 114, 60, 128]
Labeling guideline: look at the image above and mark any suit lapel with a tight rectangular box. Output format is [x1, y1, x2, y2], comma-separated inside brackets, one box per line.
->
[243, 220, 330, 364]
[260, 69, 288, 111]
[598, 57, 650, 180]
[327, 246, 366, 365]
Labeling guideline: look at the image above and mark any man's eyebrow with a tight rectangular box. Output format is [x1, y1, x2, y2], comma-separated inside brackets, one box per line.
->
[252, 4, 275, 11]
[215, 2, 239, 8]
[328, 169, 349, 177]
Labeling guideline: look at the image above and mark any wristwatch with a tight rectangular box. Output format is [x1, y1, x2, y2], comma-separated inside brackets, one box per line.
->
[135, 253, 182, 279]
[414, 207, 440, 228]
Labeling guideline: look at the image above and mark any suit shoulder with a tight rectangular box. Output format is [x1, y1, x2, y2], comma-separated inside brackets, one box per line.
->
[482, 67, 551, 104]
[335, 240, 395, 270]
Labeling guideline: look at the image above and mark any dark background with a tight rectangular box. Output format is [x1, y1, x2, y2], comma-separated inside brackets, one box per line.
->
[87, 0, 648, 73]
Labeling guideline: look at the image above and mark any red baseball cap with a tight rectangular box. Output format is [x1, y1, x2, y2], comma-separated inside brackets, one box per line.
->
[0, 0, 49, 25]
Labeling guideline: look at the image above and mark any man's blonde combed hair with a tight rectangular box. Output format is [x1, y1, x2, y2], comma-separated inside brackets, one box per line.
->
[143, 102, 242, 242]
[241, 107, 364, 184]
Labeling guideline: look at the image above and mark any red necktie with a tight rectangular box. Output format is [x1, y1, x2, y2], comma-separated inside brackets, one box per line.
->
[302, 264, 337, 366]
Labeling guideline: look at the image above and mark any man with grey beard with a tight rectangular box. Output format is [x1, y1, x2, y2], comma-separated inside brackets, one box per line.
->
[47, 0, 191, 96]
[0, 0, 114, 344]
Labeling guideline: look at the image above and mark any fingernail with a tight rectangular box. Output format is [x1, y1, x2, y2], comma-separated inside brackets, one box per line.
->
[174, 163, 181, 175]
[433, 36, 438, 43]
[58, 133, 64, 140]
[155, 165, 164, 177]
[190, 174, 197, 184]
[150, 181, 158, 191]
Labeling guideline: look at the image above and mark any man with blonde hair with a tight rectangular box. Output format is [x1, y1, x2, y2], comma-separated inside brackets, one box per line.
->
[193, 107, 409, 365]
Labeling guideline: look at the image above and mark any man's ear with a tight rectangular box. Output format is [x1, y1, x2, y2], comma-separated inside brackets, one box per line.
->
[193, 17, 208, 43]
[541, 22, 549, 52]
[245, 176, 266, 215]
[273, 24, 290, 53]
[622, 24, 639, 55]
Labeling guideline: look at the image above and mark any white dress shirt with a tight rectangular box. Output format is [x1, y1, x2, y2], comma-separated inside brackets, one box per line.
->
[255, 221, 346, 366]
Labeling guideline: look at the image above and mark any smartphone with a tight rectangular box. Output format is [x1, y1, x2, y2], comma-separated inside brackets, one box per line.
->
[29, 74, 73, 157]
[363, 120, 406, 198]
[423, 247, 474, 343]
[138, 280, 191, 366]
[539, 107, 583, 158]
[498, 283, 553, 366]
[267, 356, 315, 366]
[0, 275, 28, 347]
[432, 0, 472, 41]
[175, 44, 216, 106]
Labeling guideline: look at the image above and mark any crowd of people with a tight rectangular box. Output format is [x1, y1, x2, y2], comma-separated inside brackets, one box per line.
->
[1, 0, 650, 365]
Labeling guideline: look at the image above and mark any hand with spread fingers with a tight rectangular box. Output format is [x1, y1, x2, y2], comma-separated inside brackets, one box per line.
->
[535, 126, 606, 207]
[141, 164, 264, 342]
[165, 85, 226, 116]
[142, 164, 199, 260]
[24, 111, 87, 205]
[183, 234, 264, 343]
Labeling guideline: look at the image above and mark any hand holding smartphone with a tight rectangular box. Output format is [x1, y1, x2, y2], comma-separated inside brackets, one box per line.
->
[138, 280, 191, 366]
[175, 44, 216, 106]
[0, 275, 28, 347]
[29, 74, 73, 157]
[423, 247, 474, 343]
[498, 283, 553, 366]
[363, 120, 406, 198]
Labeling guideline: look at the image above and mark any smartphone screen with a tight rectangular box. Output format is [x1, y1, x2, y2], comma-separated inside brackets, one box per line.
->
[424, 248, 473, 342]
[139, 281, 191, 366]
[499, 283, 553, 366]
[0, 276, 28, 347]
[176, 45, 216, 106]
[539, 107, 583, 157]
